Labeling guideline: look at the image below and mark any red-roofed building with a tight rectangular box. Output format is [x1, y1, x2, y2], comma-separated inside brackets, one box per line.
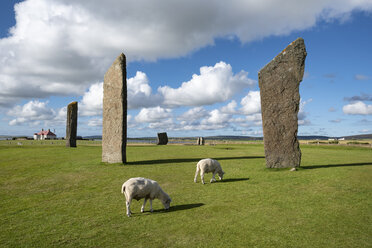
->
[33, 129, 57, 140]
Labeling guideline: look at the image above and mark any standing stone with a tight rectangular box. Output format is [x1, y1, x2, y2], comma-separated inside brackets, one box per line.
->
[258, 38, 307, 168]
[157, 132, 168, 145]
[197, 137, 205, 145]
[66, 101, 78, 147]
[102, 53, 127, 163]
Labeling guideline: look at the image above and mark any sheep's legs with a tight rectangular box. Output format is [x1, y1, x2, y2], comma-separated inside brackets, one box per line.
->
[149, 199, 153, 212]
[210, 172, 217, 183]
[140, 198, 153, 213]
[194, 167, 200, 183]
[200, 172, 205, 184]
[141, 198, 147, 213]
[126, 199, 132, 217]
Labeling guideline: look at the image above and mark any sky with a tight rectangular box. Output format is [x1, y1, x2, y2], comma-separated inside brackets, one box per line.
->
[0, 0, 371, 138]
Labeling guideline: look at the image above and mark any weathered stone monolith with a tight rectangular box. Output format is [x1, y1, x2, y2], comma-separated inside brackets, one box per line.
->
[258, 38, 307, 168]
[157, 132, 168, 145]
[102, 53, 127, 163]
[197, 137, 205, 145]
[66, 101, 78, 147]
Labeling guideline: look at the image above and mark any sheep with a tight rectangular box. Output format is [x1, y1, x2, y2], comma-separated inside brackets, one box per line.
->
[121, 177, 171, 217]
[194, 158, 225, 184]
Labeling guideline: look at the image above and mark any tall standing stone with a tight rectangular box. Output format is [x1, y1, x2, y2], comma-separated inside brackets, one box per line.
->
[66, 101, 78, 147]
[258, 38, 307, 168]
[197, 137, 205, 145]
[102, 53, 127, 163]
[157, 132, 168, 145]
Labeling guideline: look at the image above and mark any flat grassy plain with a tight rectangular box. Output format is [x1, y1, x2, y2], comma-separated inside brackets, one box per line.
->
[0, 141, 371, 247]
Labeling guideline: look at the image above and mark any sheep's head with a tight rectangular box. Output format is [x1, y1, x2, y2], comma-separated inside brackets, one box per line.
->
[162, 197, 172, 210]
[218, 170, 225, 180]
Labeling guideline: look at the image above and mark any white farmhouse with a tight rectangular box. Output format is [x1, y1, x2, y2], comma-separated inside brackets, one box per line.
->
[33, 129, 57, 140]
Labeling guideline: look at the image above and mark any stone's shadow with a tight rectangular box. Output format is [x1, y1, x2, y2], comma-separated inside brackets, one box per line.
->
[149, 203, 204, 214]
[302, 162, 372, 169]
[219, 178, 250, 183]
[126, 156, 264, 165]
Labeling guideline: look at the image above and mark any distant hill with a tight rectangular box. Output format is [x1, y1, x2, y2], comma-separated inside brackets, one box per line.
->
[81, 134, 372, 141]
[343, 134, 372, 140]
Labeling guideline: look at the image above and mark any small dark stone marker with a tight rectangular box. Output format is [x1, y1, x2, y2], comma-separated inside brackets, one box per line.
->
[157, 132, 168, 145]
[258, 38, 307, 168]
[66, 101, 78, 147]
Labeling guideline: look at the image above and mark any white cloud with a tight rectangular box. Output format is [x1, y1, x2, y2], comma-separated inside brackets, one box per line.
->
[240, 91, 261, 115]
[7, 100, 65, 126]
[159, 61, 255, 107]
[79, 71, 163, 117]
[135, 106, 172, 123]
[178, 107, 208, 122]
[221, 100, 238, 114]
[298, 98, 312, 125]
[343, 101, 372, 115]
[245, 114, 262, 126]
[87, 118, 102, 127]
[80, 82, 103, 116]
[1, 0, 371, 107]
[128, 71, 163, 109]
[201, 109, 231, 125]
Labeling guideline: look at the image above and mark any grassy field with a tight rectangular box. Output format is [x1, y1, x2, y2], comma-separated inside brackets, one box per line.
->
[0, 141, 371, 247]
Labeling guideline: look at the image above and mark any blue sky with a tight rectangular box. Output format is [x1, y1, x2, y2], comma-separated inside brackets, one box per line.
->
[0, 0, 371, 138]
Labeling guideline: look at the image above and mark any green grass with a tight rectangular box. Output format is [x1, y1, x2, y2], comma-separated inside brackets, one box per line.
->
[0, 142, 371, 247]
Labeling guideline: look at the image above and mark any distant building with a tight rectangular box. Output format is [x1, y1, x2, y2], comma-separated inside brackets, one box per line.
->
[34, 129, 57, 140]
[338, 138, 345, 141]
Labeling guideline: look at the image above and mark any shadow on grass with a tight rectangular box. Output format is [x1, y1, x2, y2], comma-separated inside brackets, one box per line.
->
[144, 203, 204, 215]
[219, 178, 250, 183]
[302, 162, 372, 169]
[126, 156, 264, 165]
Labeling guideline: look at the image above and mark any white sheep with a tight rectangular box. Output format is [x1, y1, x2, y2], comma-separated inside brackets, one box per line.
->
[121, 177, 171, 217]
[194, 158, 225, 184]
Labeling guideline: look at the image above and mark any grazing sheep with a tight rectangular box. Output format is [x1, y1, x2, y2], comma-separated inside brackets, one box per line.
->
[121, 177, 171, 217]
[194, 158, 225, 184]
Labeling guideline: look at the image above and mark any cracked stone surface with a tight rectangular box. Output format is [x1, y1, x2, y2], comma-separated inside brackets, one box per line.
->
[102, 53, 127, 163]
[258, 38, 307, 168]
[66, 101, 78, 147]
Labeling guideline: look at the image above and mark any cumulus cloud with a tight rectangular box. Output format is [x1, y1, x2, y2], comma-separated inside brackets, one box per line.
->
[7, 100, 65, 126]
[240, 91, 261, 115]
[80, 82, 103, 116]
[298, 98, 312, 125]
[79, 71, 163, 116]
[135, 106, 172, 123]
[2, 0, 370, 107]
[343, 101, 372, 115]
[127, 71, 163, 109]
[221, 100, 238, 114]
[159, 62, 255, 107]
[201, 109, 231, 125]
[87, 118, 102, 127]
[178, 107, 208, 122]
